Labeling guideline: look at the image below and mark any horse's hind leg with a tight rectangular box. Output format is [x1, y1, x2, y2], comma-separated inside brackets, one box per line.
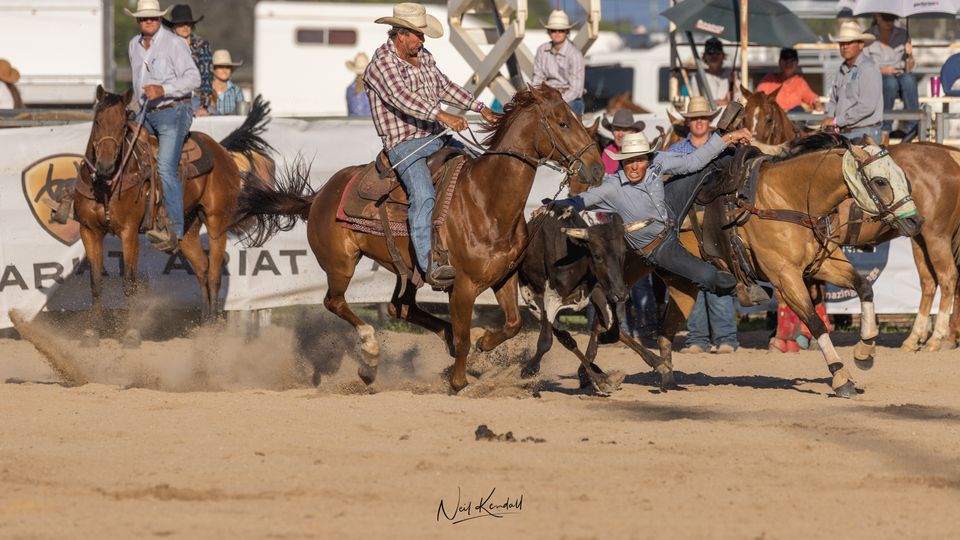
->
[388, 276, 454, 356]
[118, 226, 142, 348]
[178, 221, 211, 322]
[476, 272, 523, 353]
[902, 238, 937, 351]
[324, 270, 380, 385]
[203, 213, 230, 322]
[78, 225, 106, 347]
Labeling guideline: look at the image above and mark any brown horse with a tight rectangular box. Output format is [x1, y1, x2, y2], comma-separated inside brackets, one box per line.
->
[232, 85, 605, 391]
[742, 97, 960, 351]
[741, 85, 797, 145]
[74, 86, 264, 346]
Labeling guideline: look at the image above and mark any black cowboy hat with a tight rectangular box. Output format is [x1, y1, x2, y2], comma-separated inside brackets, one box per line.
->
[163, 4, 203, 26]
[601, 109, 645, 132]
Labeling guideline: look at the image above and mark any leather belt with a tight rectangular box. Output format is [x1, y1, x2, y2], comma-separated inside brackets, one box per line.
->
[150, 96, 191, 111]
[839, 122, 881, 133]
[637, 227, 670, 256]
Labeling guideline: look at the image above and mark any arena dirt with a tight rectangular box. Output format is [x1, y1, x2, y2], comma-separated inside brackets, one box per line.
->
[1, 316, 958, 538]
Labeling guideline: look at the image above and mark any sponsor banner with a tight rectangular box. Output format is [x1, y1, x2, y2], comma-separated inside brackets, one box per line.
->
[0, 117, 935, 329]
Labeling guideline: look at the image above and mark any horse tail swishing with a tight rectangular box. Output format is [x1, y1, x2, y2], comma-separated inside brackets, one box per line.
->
[220, 95, 277, 185]
[231, 157, 318, 246]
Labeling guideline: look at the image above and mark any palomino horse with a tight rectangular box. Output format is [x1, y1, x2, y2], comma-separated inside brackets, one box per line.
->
[232, 85, 605, 392]
[75, 86, 268, 346]
[742, 97, 960, 351]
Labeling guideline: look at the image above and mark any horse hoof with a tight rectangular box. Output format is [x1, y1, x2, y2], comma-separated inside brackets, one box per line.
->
[854, 356, 874, 371]
[120, 329, 142, 349]
[924, 340, 942, 353]
[900, 339, 920, 352]
[79, 330, 99, 348]
[577, 366, 592, 389]
[659, 370, 680, 391]
[357, 363, 378, 385]
[834, 381, 858, 399]
[520, 363, 541, 379]
[450, 376, 468, 393]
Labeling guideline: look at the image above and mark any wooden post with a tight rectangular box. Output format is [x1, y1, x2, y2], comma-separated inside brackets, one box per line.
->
[740, 0, 749, 90]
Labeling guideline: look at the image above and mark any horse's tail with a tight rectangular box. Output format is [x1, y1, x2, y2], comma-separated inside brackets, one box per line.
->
[231, 156, 316, 247]
[220, 95, 275, 157]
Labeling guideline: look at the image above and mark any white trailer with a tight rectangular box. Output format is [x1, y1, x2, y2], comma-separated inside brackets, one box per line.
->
[0, 0, 106, 106]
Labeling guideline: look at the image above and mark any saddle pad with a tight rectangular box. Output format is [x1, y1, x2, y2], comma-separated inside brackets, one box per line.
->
[335, 156, 466, 237]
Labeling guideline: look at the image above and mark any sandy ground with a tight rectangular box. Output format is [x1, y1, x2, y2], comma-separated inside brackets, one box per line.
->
[1, 314, 959, 539]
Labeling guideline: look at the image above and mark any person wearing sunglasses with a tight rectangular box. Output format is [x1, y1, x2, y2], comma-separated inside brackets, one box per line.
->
[532, 10, 585, 117]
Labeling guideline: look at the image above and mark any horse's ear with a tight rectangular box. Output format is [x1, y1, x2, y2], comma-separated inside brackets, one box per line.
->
[528, 84, 544, 102]
[849, 143, 871, 161]
[96, 84, 105, 103]
[768, 85, 782, 100]
[740, 85, 752, 99]
[666, 107, 684, 126]
[862, 135, 879, 147]
[587, 117, 600, 137]
[122, 88, 133, 105]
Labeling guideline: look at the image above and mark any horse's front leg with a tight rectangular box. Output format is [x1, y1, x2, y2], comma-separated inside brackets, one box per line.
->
[475, 271, 523, 352]
[78, 225, 106, 348]
[448, 278, 481, 392]
[811, 258, 878, 371]
[118, 226, 142, 348]
[204, 213, 230, 322]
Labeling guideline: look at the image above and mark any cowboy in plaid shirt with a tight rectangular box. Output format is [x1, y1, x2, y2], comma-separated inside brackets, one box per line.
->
[364, 3, 497, 286]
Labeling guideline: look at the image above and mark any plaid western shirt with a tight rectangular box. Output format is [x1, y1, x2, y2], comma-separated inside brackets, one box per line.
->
[364, 39, 478, 150]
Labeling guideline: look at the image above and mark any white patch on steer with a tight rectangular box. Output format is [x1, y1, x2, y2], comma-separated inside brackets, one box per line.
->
[358, 324, 379, 357]
[817, 334, 841, 364]
[861, 301, 878, 340]
[544, 281, 591, 324]
[520, 284, 542, 320]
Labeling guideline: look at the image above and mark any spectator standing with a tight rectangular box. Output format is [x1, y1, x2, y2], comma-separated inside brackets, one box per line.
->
[865, 13, 919, 138]
[693, 38, 739, 106]
[821, 21, 883, 143]
[345, 52, 372, 116]
[209, 50, 245, 115]
[756, 48, 823, 113]
[164, 4, 213, 116]
[0, 59, 23, 109]
[600, 110, 645, 174]
[532, 10, 585, 116]
[670, 96, 739, 354]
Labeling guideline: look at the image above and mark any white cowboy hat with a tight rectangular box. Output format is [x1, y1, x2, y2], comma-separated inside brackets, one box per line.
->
[375, 3, 443, 39]
[212, 49, 242, 67]
[346, 52, 369, 75]
[124, 0, 171, 18]
[541, 9, 576, 30]
[680, 95, 720, 119]
[829, 21, 876, 44]
[605, 132, 663, 161]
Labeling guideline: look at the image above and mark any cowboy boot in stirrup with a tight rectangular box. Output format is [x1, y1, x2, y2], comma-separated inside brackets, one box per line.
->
[49, 187, 75, 225]
[145, 211, 179, 254]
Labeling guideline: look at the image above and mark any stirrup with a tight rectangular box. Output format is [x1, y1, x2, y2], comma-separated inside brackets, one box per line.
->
[49, 196, 74, 225]
[424, 264, 455, 289]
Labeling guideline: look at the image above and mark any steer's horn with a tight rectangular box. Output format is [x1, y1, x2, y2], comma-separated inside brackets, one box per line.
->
[624, 218, 655, 232]
[561, 227, 589, 239]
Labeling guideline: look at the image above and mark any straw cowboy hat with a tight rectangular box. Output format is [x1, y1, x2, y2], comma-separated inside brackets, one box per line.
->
[346, 52, 369, 75]
[124, 0, 171, 18]
[541, 9, 576, 30]
[375, 3, 443, 39]
[163, 4, 204, 26]
[604, 132, 663, 161]
[212, 49, 242, 67]
[602, 109, 645, 131]
[829, 21, 876, 44]
[0, 59, 20, 85]
[680, 96, 720, 120]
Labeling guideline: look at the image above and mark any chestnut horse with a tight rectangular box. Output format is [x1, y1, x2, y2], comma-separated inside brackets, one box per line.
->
[741, 97, 960, 351]
[232, 85, 604, 391]
[75, 86, 267, 346]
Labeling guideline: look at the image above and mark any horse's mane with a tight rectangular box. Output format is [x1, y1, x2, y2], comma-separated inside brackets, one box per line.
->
[771, 132, 849, 163]
[480, 85, 562, 149]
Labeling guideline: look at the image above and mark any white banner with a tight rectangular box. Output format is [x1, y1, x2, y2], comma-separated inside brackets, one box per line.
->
[0, 117, 935, 329]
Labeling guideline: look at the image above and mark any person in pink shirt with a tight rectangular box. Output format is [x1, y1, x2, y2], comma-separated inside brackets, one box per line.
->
[600, 109, 645, 174]
[756, 48, 823, 113]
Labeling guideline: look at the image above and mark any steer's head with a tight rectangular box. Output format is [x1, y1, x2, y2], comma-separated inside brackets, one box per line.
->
[560, 214, 651, 306]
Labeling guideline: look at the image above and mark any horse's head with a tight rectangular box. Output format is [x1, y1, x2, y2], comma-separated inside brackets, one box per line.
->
[845, 142, 923, 237]
[89, 85, 133, 179]
[485, 85, 604, 186]
[741, 85, 795, 145]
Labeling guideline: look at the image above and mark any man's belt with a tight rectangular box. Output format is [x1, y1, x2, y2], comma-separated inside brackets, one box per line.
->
[839, 122, 881, 133]
[150, 96, 191, 111]
[637, 227, 670, 257]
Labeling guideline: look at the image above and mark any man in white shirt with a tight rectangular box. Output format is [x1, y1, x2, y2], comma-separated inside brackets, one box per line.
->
[532, 10, 585, 116]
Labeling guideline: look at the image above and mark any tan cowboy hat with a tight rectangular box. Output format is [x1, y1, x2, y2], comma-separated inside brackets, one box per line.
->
[212, 49, 242, 67]
[605, 132, 663, 161]
[601, 109, 645, 131]
[680, 96, 720, 120]
[541, 9, 576, 30]
[124, 0, 171, 18]
[0, 59, 20, 84]
[829, 21, 876, 44]
[375, 3, 443, 39]
[346, 52, 369, 75]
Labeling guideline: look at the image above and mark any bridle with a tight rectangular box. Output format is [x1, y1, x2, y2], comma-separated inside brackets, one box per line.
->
[83, 96, 148, 225]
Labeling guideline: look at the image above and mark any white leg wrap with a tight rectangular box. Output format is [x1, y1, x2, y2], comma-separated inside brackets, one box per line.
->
[932, 310, 951, 339]
[818, 334, 841, 364]
[358, 324, 379, 358]
[861, 301, 878, 340]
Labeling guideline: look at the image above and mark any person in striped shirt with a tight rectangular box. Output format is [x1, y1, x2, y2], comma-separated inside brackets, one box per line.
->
[364, 3, 498, 286]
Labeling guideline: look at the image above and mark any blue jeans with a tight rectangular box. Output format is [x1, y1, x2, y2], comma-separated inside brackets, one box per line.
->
[567, 98, 584, 117]
[685, 291, 739, 348]
[841, 125, 882, 145]
[624, 275, 657, 338]
[386, 136, 444, 273]
[145, 102, 192, 239]
[881, 72, 920, 133]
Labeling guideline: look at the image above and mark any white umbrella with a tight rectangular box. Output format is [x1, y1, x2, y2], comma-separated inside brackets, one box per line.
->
[852, 0, 960, 17]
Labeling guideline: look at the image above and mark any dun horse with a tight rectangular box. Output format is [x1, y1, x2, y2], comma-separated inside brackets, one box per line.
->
[232, 85, 604, 392]
[75, 86, 272, 346]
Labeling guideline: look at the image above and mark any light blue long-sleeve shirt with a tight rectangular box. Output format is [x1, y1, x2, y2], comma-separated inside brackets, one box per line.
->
[579, 133, 726, 249]
[128, 27, 200, 106]
[825, 53, 883, 129]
